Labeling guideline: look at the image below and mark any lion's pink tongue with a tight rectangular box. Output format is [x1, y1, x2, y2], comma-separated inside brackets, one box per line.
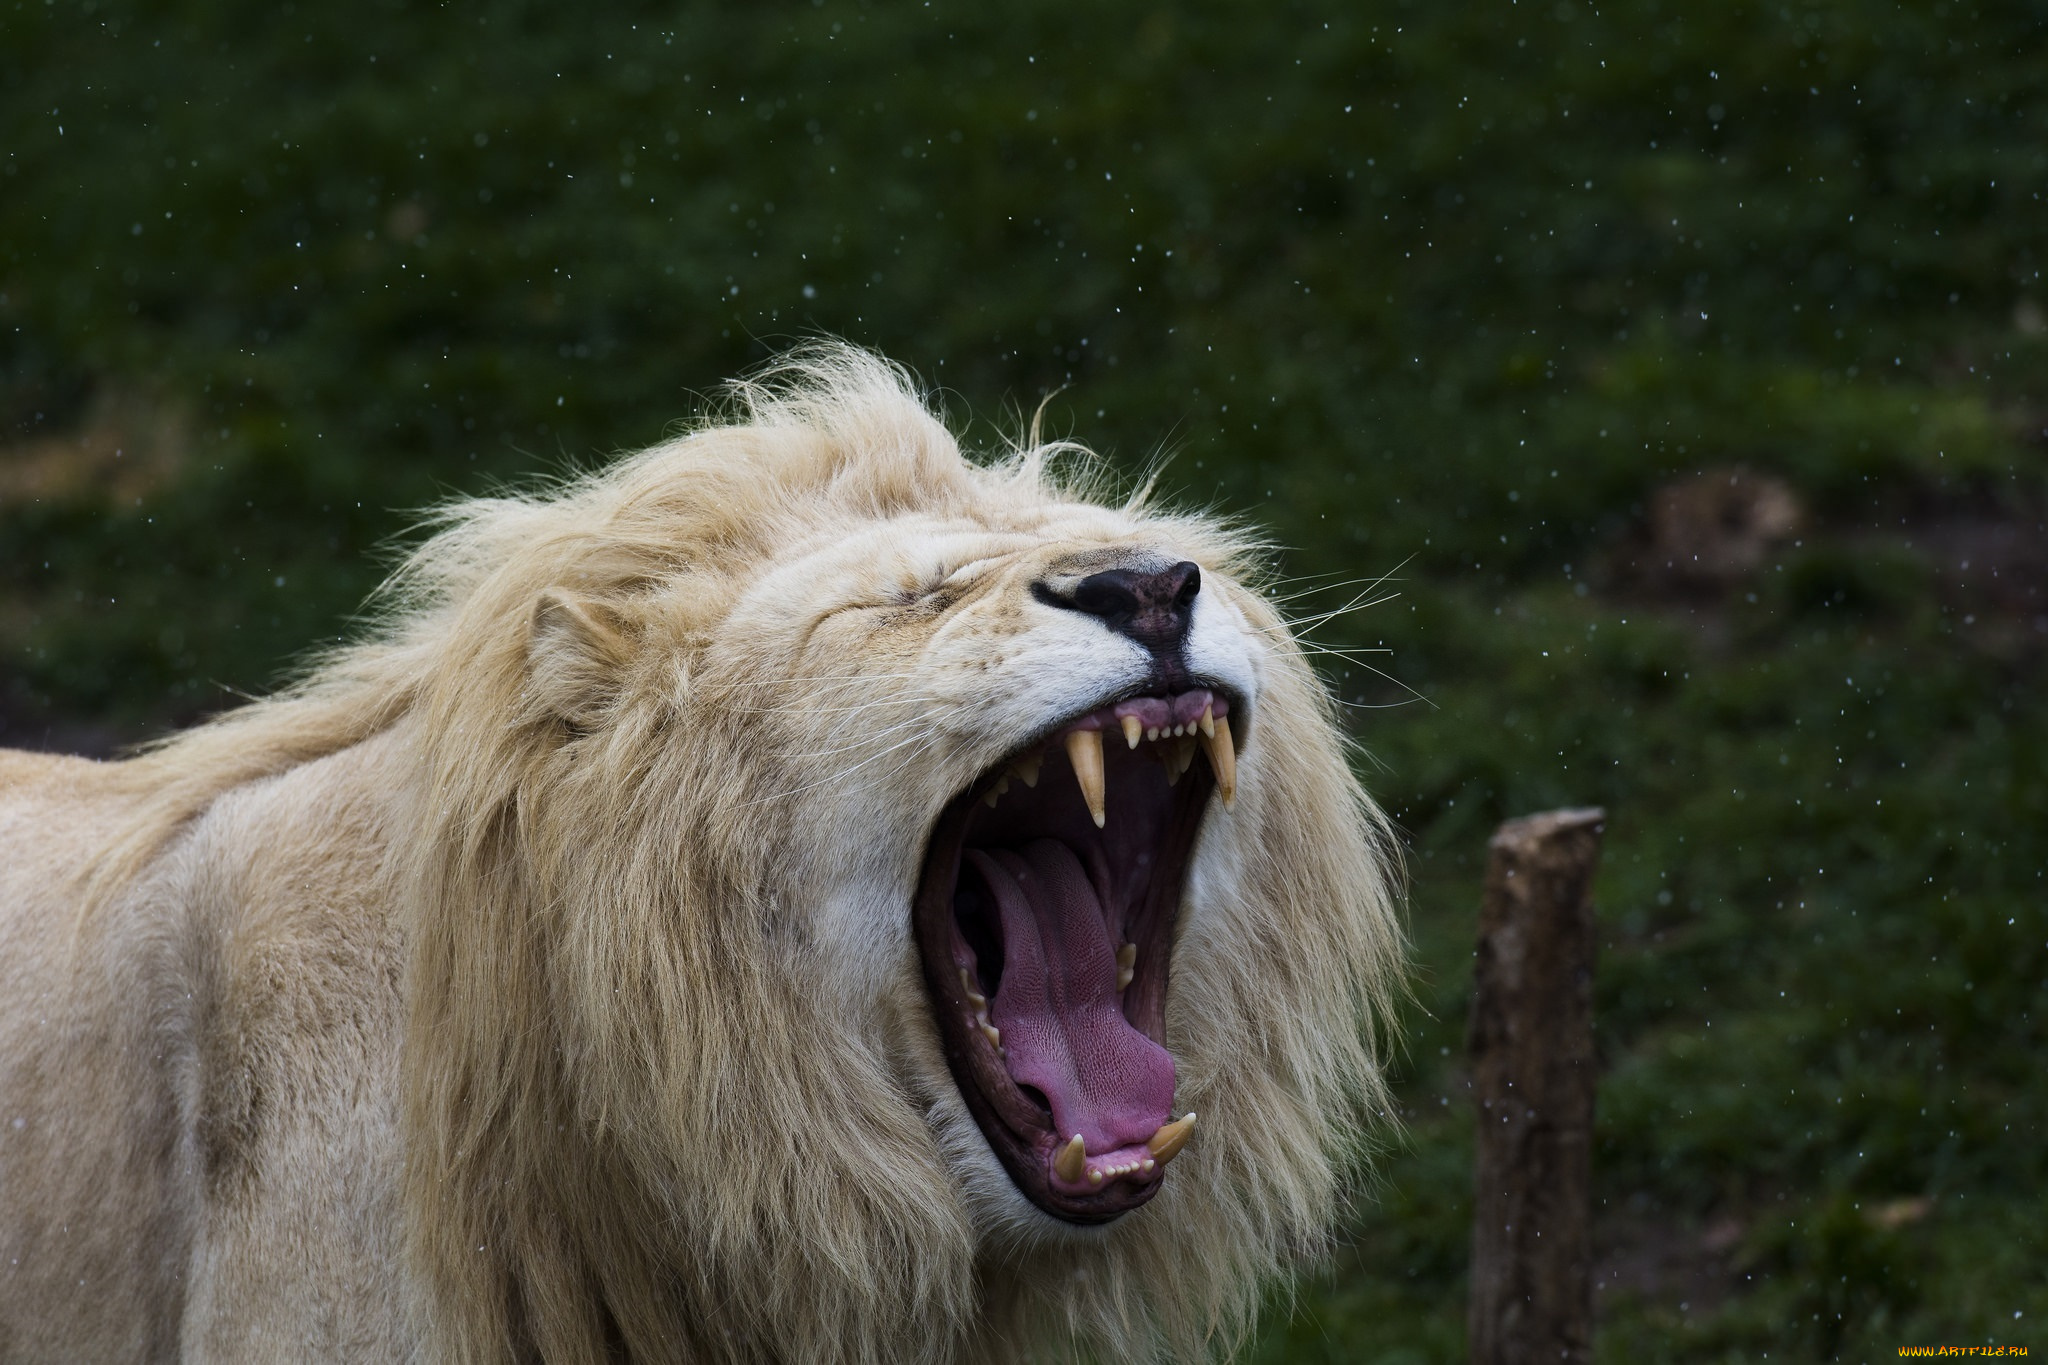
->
[964, 842, 1175, 1154]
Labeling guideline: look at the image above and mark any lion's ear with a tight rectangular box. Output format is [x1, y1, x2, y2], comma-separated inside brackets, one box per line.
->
[528, 589, 633, 727]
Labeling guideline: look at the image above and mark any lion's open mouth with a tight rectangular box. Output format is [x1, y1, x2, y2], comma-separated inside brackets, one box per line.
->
[914, 687, 1238, 1224]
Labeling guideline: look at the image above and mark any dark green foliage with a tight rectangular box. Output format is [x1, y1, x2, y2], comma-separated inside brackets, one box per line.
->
[3, 0, 2042, 1356]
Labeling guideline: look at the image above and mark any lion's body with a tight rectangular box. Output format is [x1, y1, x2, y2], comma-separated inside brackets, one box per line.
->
[0, 739, 414, 1359]
[0, 349, 1402, 1363]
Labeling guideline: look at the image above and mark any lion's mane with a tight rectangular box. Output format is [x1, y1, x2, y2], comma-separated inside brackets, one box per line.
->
[56, 347, 1403, 1363]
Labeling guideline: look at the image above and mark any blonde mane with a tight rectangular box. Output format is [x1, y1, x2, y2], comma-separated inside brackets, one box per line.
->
[82, 345, 1404, 1362]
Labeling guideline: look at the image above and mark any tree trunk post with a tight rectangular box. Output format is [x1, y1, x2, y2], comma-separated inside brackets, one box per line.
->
[1467, 807, 1606, 1365]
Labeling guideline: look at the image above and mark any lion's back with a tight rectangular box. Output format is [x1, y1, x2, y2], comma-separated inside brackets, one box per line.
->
[0, 739, 419, 1361]
[0, 751, 187, 1360]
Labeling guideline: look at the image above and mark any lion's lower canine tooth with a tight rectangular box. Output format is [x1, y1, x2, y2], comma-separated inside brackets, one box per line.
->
[1147, 1112, 1197, 1165]
[1065, 729, 1107, 828]
[1201, 717, 1237, 808]
[1121, 715, 1143, 749]
[1054, 1133, 1087, 1183]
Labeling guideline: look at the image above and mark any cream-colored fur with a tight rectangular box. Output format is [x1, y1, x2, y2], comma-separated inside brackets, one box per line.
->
[0, 347, 1403, 1363]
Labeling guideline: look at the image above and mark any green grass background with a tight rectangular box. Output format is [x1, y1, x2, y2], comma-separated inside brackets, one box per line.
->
[3, 0, 2043, 1358]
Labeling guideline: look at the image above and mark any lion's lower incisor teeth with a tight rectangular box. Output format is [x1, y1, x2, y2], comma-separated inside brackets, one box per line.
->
[980, 1021, 1002, 1051]
[1065, 729, 1106, 828]
[1054, 1133, 1087, 1183]
[1201, 716, 1237, 808]
[1160, 735, 1196, 786]
[1121, 715, 1143, 749]
[1147, 1112, 1197, 1165]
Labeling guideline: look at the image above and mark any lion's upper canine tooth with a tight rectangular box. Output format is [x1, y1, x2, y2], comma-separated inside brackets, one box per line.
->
[1199, 703, 1217, 739]
[1146, 1112, 1197, 1165]
[1065, 728, 1107, 828]
[1200, 715, 1237, 808]
[1054, 1133, 1087, 1183]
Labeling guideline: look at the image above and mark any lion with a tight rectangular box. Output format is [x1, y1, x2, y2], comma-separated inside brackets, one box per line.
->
[0, 346, 1404, 1363]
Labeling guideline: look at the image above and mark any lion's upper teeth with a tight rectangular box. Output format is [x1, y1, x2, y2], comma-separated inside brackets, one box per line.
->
[1200, 715, 1237, 809]
[1120, 715, 1143, 749]
[1013, 752, 1041, 787]
[1064, 728, 1107, 828]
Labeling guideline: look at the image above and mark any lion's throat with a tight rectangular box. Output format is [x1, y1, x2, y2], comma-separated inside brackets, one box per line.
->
[968, 841, 1176, 1156]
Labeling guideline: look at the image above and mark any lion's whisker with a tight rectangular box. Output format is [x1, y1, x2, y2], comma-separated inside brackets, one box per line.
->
[725, 696, 943, 717]
[1264, 557, 1414, 623]
[1288, 650, 1437, 710]
[1260, 571, 1409, 608]
[785, 720, 936, 762]
[1266, 591, 1403, 636]
[738, 730, 939, 807]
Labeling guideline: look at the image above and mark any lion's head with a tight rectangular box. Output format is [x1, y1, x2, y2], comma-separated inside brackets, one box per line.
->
[324, 347, 1405, 1361]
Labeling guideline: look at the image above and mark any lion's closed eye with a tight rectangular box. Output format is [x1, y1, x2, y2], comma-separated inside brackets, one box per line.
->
[857, 554, 1005, 613]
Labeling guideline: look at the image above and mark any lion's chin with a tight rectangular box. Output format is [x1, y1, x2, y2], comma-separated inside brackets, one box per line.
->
[913, 686, 1236, 1225]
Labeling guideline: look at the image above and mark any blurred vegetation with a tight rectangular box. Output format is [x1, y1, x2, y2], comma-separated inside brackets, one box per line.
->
[4, 0, 2044, 1358]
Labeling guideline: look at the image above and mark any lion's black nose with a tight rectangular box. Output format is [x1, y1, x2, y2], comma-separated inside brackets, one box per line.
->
[1044, 561, 1202, 655]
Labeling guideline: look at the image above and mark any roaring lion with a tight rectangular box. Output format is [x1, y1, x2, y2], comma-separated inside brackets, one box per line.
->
[0, 347, 1403, 1362]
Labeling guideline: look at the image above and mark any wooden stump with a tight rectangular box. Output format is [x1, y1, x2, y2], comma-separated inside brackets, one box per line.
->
[1467, 808, 1606, 1365]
